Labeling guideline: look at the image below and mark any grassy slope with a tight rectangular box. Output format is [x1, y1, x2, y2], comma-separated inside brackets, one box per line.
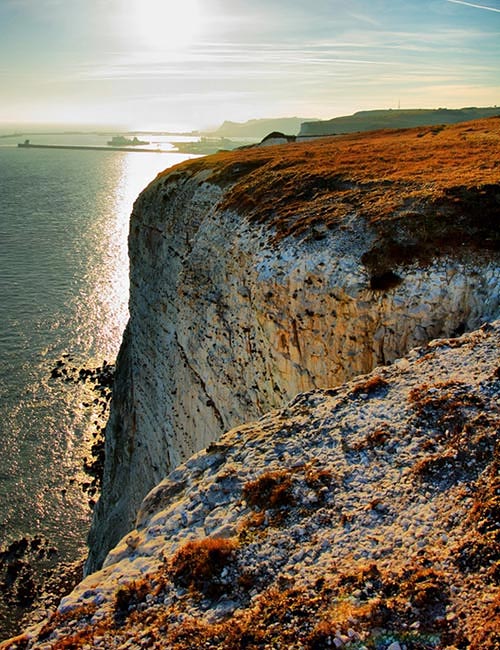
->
[299, 106, 500, 135]
[164, 117, 500, 279]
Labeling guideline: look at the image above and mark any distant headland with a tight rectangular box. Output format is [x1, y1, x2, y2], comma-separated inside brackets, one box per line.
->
[298, 105, 500, 136]
[200, 106, 499, 139]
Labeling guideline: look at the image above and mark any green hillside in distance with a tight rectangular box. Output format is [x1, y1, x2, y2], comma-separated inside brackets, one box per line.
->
[299, 106, 499, 136]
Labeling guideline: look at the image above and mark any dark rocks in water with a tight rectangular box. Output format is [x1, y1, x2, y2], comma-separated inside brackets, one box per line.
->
[0, 535, 77, 639]
[48, 358, 115, 503]
[50, 356, 115, 406]
[82, 435, 105, 502]
[50, 358, 115, 395]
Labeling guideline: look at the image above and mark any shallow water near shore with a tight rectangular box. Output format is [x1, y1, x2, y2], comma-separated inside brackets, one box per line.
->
[0, 138, 193, 634]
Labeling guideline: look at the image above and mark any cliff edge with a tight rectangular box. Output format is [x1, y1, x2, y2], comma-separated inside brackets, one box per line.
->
[4, 322, 499, 649]
[86, 117, 500, 572]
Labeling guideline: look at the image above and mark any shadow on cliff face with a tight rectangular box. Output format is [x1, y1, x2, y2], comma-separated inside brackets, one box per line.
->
[361, 182, 500, 282]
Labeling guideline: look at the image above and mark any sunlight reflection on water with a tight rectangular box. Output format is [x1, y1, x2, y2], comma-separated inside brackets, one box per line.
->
[0, 147, 195, 559]
[96, 151, 196, 351]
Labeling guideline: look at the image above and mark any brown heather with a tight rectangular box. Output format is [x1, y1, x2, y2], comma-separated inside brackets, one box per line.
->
[2, 124, 499, 650]
[167, 537, 238, 598]
[162, 116, 500, 278]
[349, 375, 389, 397]
[15, 557, 497, 650]
[242, 469, 295, 510]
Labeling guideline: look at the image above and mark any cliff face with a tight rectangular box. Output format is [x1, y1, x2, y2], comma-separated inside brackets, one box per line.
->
[87, 118, 500, 572]
[9, 322, 500, 649]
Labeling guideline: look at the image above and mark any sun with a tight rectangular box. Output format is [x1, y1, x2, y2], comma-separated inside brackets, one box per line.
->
[125, 0, 203, 50]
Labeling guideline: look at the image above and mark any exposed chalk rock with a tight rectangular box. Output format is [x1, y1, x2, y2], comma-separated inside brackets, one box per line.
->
[8, 321, 500, 649]
[86, 118, 500, 572]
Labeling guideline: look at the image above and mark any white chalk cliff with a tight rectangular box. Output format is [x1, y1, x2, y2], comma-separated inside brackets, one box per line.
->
[86, 119, 500, 572]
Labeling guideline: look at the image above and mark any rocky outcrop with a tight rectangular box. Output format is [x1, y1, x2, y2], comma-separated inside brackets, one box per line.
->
[260, 132, 296, 146]
[6, 322, 500, 649]
[86, 118, 500, 572]
[208, 117, 312, 139]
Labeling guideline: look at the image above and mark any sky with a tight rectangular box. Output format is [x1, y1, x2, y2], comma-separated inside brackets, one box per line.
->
[0, 0, 499, 131]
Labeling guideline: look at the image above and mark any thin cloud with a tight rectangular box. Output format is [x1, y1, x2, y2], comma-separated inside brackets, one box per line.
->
[347, 12, 381, 26]
[446, 0, 500, 12]
[78, 41, 403, 82]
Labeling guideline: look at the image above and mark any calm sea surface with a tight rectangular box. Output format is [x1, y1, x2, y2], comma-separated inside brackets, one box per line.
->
[0, 133, 192, 561]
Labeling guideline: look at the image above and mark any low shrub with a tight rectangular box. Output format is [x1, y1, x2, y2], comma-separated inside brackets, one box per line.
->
[242, 470, 295, 510]
[168, 537, 238, 598]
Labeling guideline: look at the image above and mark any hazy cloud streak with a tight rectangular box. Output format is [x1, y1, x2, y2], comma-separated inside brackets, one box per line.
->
[446, 0, 500, 12]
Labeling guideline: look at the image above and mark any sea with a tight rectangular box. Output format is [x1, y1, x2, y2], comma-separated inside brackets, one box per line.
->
[0, 131, 194, 571]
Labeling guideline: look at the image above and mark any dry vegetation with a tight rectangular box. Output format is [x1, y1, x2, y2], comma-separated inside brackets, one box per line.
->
[351, 426, 391, 452]
[14, 551, 497, 650]
[3, 123, 499, 650]
[167, 537, 238, 599]
[5, 453, 499, 647]
[163, 117, 500, 279]
[349, 375, 389, 397]
[242, 469, 296, 510]
[408, 380, 498, 487]
[12, 431, 496, 649]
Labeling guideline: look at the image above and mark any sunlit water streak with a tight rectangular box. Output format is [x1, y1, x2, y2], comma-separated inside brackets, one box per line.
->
[0, 142, 193, 560]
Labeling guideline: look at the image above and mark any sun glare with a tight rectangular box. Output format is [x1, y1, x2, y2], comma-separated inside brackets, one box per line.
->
[126, 0, 203, 50]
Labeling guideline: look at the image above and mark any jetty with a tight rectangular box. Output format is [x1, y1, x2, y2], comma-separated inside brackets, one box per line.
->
[17, 140, 169, 153]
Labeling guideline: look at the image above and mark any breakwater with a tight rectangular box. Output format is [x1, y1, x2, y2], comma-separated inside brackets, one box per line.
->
[17, 143, 169, 153]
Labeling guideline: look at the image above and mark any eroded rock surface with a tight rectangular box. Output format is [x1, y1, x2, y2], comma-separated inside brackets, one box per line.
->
[87, 118, 500, 571]
[6, 322, 500, 650]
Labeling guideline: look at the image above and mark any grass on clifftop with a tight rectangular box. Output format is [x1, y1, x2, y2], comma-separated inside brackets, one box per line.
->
[163, 117, 500, 277]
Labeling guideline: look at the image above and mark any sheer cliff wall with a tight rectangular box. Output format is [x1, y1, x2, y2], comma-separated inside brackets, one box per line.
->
[86, 119, 500, 571]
